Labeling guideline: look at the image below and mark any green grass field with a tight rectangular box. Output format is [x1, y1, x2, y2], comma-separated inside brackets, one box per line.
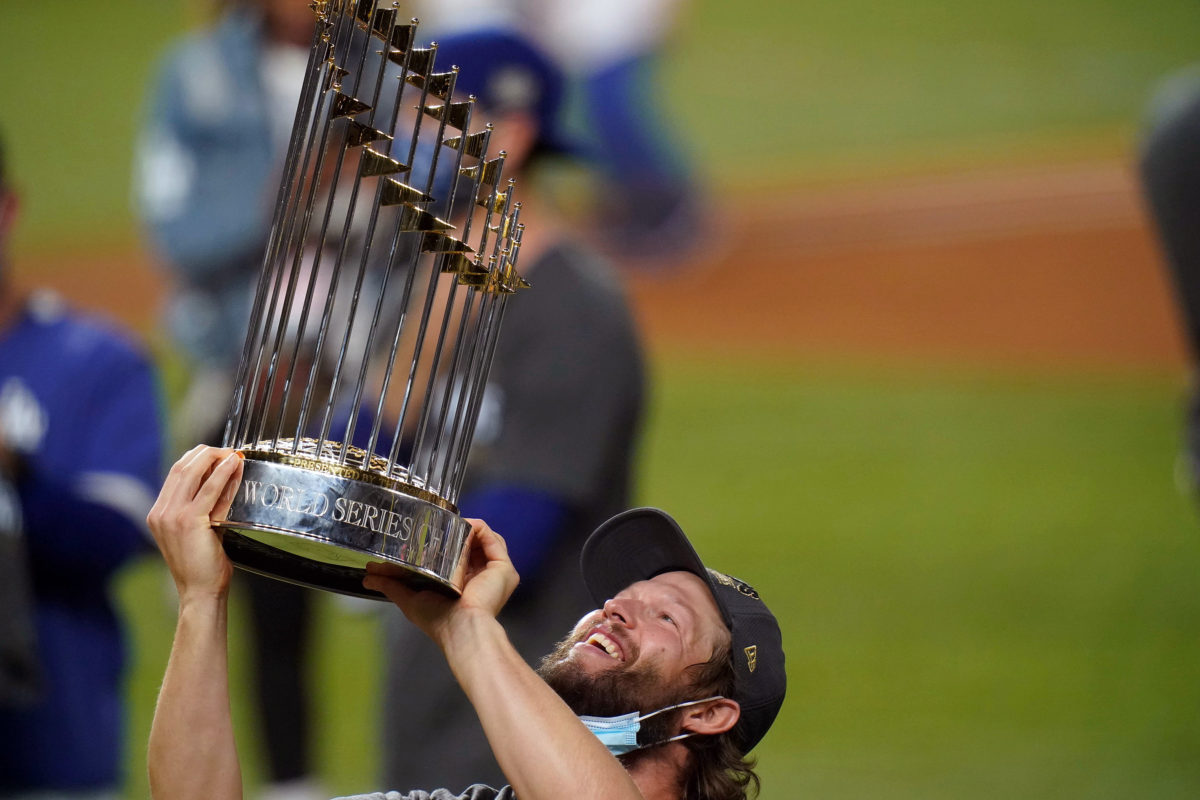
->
[3, 0, 1200, 248]
[115, 357, 1200, 798]
[666, 0, 1200, 182]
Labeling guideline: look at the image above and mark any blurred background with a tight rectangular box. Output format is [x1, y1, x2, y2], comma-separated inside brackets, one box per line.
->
[2, 0, 1200, 797]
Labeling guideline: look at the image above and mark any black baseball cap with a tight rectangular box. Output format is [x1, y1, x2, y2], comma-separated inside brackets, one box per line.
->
[430, 29, 579, 157]
[580, 508, 786, 754]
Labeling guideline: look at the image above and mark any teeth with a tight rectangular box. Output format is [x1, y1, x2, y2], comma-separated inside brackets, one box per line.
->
[587, 632, 620, 660]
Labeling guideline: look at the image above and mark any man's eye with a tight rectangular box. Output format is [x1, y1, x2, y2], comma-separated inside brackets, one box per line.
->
[661, 613, 676, 626]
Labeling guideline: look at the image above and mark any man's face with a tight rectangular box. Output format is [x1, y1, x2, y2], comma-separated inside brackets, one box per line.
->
[538, 571, 729, 718]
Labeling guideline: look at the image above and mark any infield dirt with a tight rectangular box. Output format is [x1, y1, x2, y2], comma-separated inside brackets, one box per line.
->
[13, 159, 1187, 373]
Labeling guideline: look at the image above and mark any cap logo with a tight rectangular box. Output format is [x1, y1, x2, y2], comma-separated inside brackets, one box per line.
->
[744, 645, 758, 673]
[708, 569, 761, 600]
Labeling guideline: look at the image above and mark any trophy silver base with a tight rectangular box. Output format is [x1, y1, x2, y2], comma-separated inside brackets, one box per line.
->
[215, 450, 472, 599]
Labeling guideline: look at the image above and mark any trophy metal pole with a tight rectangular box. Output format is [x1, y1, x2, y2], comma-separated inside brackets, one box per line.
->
[256, 22, 377, 453]
[223, 10, 333, 447]
[334, 56, 454, 463]
[413, 187, 517, 495]
[235, 3, 364, 450]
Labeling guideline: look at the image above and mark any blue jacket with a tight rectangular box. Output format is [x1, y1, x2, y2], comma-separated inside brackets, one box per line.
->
[0, 293, 163, 792]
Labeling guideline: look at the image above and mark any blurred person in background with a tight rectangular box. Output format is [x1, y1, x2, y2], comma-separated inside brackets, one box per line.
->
[380, 30, 647, 790]
[0, 129, 163, 798]
[1139, 68, 1200, 495]
[404, 0, 703, 267]
[133, 3, 327, 799]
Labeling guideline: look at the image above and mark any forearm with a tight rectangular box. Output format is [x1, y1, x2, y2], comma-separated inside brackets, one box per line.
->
[149, 592, 242, 800]
[440, 612, 643, 800]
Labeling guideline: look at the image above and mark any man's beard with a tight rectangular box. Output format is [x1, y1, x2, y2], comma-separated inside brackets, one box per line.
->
[536, 632, 697, 754]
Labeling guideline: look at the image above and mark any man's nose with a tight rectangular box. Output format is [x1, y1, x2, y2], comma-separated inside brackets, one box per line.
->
[603, 596, 637, 627]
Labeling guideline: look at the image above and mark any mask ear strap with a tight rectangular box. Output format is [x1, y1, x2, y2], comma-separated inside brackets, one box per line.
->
[637, 695, 724, 724]
[658, 731, 699, 746]
[632, 695, 727, 752]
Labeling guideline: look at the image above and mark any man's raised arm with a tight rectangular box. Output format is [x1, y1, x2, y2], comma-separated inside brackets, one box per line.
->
[146, 446, 246, 800]
[364, 521, 646, 800]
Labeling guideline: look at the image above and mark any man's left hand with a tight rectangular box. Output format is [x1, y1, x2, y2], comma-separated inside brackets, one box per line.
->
[363, 518, 519, 647]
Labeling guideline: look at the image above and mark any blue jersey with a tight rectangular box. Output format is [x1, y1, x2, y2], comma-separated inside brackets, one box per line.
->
[0, 292, 163, 792]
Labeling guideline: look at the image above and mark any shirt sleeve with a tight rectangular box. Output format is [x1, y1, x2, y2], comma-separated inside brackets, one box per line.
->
[458, 484, 568, 578]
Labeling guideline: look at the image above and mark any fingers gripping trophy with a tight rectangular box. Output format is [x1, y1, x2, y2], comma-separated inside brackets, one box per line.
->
[213, 0, 530, 598]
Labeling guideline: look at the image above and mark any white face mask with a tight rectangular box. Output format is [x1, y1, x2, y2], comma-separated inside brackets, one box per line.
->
[577, 696, 724, 756]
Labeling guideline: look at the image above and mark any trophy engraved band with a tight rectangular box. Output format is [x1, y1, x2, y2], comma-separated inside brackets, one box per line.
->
[213, 0, 529, 598]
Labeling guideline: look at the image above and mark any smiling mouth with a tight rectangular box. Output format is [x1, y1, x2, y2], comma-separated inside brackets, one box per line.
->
[585, 631, 623, 661]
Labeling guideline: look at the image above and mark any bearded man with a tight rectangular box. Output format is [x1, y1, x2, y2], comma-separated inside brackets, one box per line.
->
[145, 446, 785, 800]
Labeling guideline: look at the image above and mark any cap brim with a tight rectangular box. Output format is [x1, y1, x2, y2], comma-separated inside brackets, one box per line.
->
[581, 507, 733, 629]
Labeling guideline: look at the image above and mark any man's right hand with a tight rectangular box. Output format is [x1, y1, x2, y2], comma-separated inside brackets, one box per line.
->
[146, 445, 244, 599]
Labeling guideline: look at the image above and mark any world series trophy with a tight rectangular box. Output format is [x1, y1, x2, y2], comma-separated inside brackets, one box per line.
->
[213, 0, 528, 598]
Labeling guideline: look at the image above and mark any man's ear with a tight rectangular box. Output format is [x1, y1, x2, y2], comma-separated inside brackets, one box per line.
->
[679, 698, 741, 737]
